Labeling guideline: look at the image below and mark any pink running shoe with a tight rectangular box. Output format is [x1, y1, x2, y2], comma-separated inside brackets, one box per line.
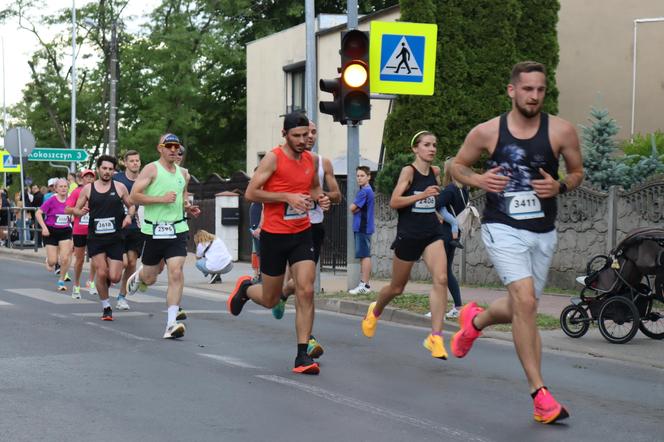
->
[533, 387, 569, 424]
[451, 302, 484, 358]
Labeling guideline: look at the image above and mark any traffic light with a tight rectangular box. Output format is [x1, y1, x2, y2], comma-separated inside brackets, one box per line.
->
[340, 30, 370, 122]
[319, 77, 343, 123]
[319, 29, 370, 124]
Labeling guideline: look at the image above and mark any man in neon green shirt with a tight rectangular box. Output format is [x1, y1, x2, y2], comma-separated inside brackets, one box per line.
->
[127, 133, 200, 339]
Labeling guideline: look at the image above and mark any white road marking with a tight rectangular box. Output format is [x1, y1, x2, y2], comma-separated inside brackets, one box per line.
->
[5, 288, 95, 304]
[256, 375, 490, 442]
[115, 293, 163, 303]
[74, 311, 150, 318]
[84, 321, 154, 341]
[198, 353, 263, 370]
[50, 313, 69, 319]
[0, 300, 13, 306]
[151, 284, 225, 302]
[162, 309, 228, 315]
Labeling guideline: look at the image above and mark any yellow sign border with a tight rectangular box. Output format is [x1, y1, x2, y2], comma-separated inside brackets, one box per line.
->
[0, 151, 21, 173]
[370, 21, 438, 96]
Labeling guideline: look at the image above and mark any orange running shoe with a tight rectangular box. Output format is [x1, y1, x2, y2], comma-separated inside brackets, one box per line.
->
[451, 302, 483, 358]
[533, 387, 569, 424]
[227, 276, 253, 316]
[293, 353, 320, 375]
[361, 302, 379, 338]
[422, 334, 448, 359]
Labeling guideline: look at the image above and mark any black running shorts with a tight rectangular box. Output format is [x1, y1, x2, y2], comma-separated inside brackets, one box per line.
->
[260, 229, 315, 277]
[73, 234, 87, 248]
[87, 238, 124, 261]
[122, 228, 145, 256]
[43, 227, 72, 246]
[311, 222, 325, 264]
[141, 232, 188, 266]
[391, 234, 445, 262]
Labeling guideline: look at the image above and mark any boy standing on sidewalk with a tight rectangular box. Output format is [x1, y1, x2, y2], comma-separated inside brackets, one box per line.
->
[349, 166, 374, 295]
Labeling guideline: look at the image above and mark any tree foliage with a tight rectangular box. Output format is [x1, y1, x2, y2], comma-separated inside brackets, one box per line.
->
[381, 0, 560, 193]
[581, 107, 628, 190]
[2, 0, 399, 184]
[581, 107, 664, 190]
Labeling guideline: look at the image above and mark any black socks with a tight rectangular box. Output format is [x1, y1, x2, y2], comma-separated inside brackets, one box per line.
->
[297, 343, 308, 355]
[531, 386, 547, 399]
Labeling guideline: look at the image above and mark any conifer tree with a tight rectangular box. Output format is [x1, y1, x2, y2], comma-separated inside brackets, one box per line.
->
[580, 107, 628, 190]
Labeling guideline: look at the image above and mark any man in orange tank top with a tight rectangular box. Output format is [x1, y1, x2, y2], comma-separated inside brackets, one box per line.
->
[227, 113, 330, 374]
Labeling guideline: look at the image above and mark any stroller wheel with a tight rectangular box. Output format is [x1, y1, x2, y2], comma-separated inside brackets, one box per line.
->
[560, 304, 590, 338]
[598, 296, 640, 344]
[638, 297, 664, 340]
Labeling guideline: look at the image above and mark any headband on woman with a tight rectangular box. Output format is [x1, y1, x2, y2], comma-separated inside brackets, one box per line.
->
[410, 130, 430, 147]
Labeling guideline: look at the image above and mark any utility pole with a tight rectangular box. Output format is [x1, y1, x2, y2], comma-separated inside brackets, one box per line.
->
[70, 0, 77, 173]
[2, 37, 6, 189]
[108, 19, 118, 157]
[346, 0, 360, 290]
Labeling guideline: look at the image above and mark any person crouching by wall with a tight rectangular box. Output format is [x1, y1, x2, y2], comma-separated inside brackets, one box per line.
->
[194, 229, 233, 284]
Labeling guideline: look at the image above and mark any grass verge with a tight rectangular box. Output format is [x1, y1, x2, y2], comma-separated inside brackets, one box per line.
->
[318, 291, 560, 330]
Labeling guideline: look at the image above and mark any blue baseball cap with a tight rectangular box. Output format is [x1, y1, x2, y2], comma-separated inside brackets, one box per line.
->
[159, 133, 181, 146]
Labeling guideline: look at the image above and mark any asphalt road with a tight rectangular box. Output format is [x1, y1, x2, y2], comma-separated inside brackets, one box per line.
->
[0, 256, 662, 442]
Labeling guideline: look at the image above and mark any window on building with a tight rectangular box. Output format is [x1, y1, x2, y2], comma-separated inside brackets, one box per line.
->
[291, 69, 305, 113]
[257, 152, 266, 166]
[283, 61, 306, 114]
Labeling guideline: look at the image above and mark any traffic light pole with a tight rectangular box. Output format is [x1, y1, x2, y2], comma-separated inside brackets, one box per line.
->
[304, 0, 323, 294]
[346, 0, 361, 290]
[346, 122, 361, 290]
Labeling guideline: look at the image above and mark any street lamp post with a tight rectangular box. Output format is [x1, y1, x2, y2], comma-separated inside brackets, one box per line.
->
[70, 0, 77, 173]
[108, 19, 118, 157]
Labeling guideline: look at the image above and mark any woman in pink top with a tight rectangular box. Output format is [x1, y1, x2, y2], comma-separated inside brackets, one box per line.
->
[65, 170, 97, 298]
[36, 179, 73, 291]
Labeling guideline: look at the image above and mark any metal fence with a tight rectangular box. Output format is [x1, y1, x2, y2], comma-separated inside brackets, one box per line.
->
[1, 207, 41, 251]
[320, 177, 348, 271]
[183, 175, 359, 269]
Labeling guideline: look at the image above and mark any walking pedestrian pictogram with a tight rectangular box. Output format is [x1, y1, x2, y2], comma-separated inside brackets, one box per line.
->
[0, 150, 21, 173]
[380, 35, 424, 82]
[370, 21, 438, 96]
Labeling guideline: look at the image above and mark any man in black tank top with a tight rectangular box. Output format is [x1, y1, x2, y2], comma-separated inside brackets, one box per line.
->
[73, 155, 135, 321]
[113, 150, 143, 311]
[450, 62, 584, 424]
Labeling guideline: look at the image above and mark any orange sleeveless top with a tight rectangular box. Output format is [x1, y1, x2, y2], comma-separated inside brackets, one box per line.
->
[262, 146, 315, 234]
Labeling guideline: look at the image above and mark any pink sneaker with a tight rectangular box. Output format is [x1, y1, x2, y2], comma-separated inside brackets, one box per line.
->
[533, 387, 569, 424]
[451, 302, 483, 358]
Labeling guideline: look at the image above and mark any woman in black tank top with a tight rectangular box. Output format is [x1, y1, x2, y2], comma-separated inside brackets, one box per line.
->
[361, 131, 450, 360]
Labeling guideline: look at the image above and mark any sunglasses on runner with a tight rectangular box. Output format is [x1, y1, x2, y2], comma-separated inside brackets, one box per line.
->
[159, 143, 180, 151]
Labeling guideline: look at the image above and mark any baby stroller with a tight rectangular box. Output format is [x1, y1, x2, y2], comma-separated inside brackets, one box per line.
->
[560, 227, 664, 344]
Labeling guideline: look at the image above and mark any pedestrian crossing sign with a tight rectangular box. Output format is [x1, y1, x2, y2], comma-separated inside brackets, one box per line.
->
[0, 150, 21, 173]
[370, 21, 438, 95]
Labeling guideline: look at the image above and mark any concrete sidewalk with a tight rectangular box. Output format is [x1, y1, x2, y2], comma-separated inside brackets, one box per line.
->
[3, 246, 663, 369]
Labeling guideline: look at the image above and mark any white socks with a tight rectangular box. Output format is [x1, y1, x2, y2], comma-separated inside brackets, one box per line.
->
[101, 299, 111, 309]
[167, 305, 179, 326]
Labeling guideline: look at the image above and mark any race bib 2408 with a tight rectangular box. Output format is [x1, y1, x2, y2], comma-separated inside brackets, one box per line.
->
[412, 191, 436, 213]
